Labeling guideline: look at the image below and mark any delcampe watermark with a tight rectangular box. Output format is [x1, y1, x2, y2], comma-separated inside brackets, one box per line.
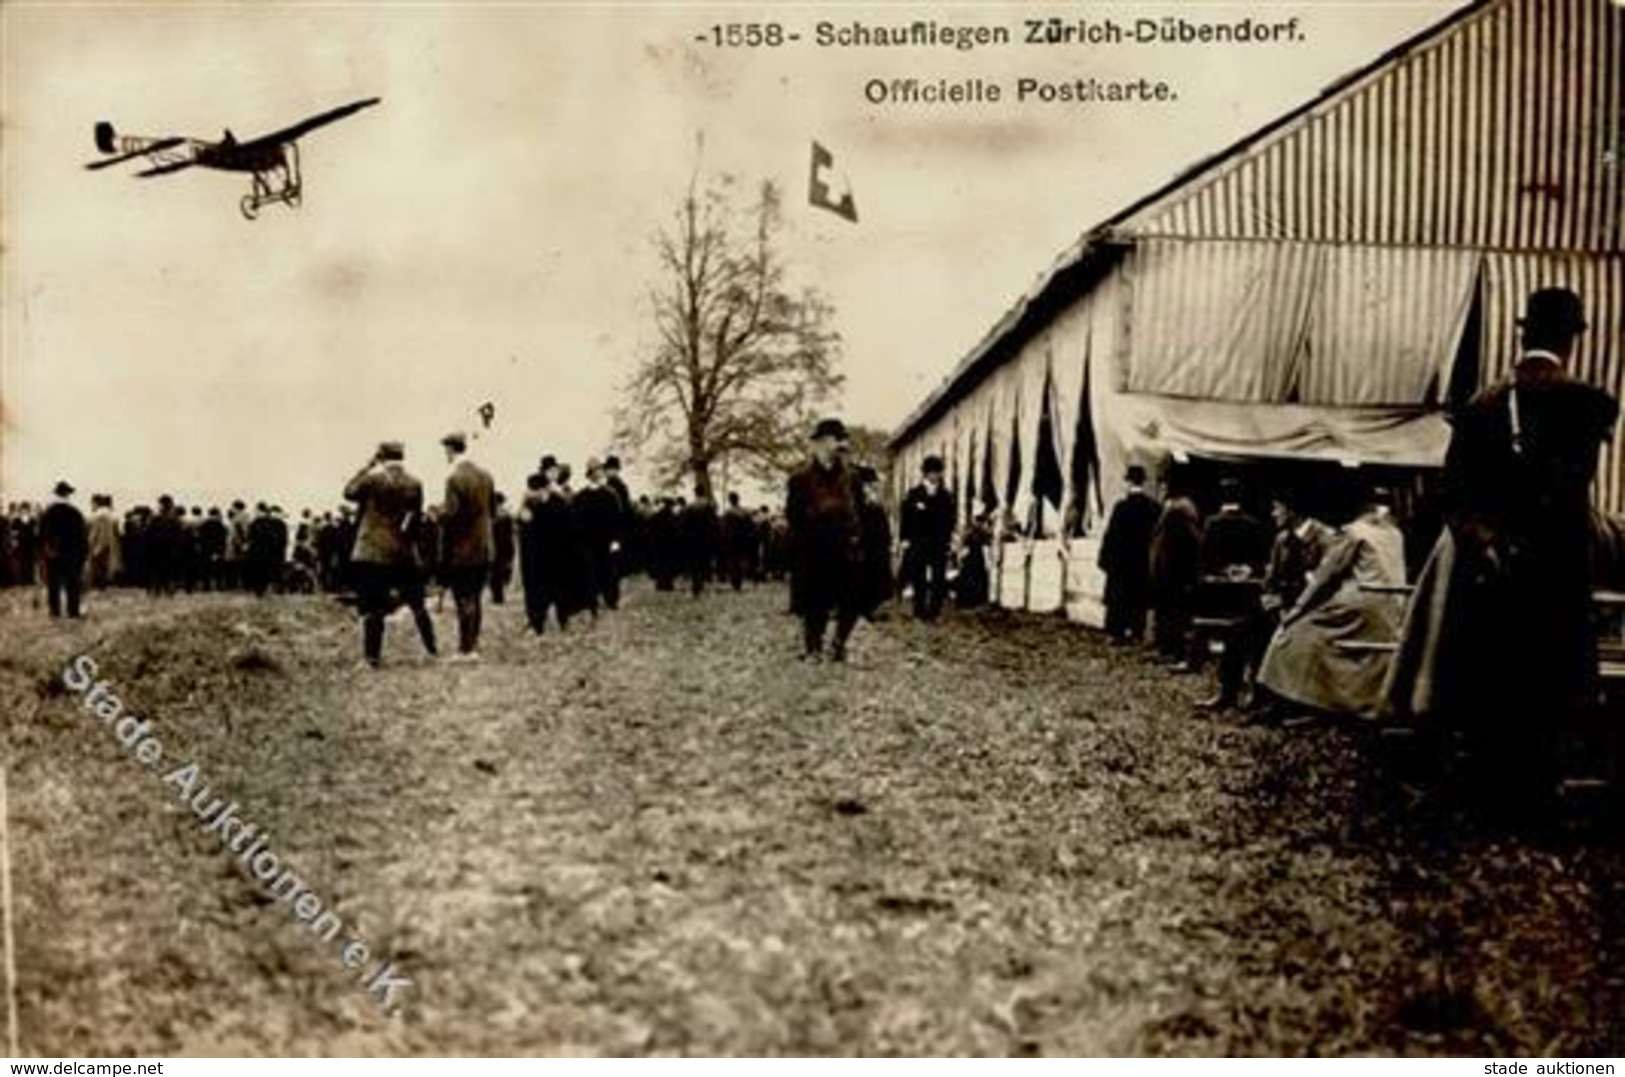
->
[60, 653, 413, 1014]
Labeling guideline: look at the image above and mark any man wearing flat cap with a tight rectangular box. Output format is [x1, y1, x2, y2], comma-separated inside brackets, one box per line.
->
[439, 432, 497, 660]
[899, 454, 956, 621]
[1435, 286, 1617, 809]
[344, 441, 438, 667]
[786, 417, 866, 661]
[39, 480, 88, 618]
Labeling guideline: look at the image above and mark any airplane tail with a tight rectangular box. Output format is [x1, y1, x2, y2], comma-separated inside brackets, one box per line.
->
[94, 121, 116, 154]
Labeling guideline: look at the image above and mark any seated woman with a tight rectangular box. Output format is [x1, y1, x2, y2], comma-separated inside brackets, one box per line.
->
[1257, 489, 1408, 719]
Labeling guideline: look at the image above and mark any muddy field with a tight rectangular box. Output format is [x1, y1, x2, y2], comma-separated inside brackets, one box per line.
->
[1, 581, 1621, 1056]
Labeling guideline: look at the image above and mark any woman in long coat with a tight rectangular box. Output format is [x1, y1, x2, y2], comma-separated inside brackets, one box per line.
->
[1258, 495, 1407, 718]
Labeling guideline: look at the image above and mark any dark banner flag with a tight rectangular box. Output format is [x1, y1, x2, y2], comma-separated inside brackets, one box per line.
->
[1070, 350, 1103, 532]
[1004, 409, 1022, 514]
[964, 438, 978, 523]
[980, 419, 997, 513]
[1031, 364, 1065, 534]
[808, 141, 858, 223]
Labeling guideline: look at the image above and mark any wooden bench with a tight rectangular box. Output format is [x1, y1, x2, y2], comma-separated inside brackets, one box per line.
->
[1358, 583, 1416, 597]
[1333, 640, 1398, 654]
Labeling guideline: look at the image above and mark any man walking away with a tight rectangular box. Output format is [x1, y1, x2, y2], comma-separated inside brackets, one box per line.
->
[519, 456, 579, 633]
[647, 498, 679, 591]
[899, 455, 956, 621]
[246, 504, 287, 597]
[680, 487, 720, 597]
[1097, 465, 1161, 644]
[721, 492, 757, 591]
[39, 481, 89, 618]
[787, 418, 865, 662]
[86, 494, 123, 590]
[574, 459, 624, 610]
[225, 500, 251, 590]
[147, 496, 186, 597]
[344, 441, 438, 668]
[439, 431, 496, 660]
[197, 507, 228, 591]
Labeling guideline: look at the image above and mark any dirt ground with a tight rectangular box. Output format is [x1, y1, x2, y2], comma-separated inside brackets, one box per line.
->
[2, 581, 1622, 1056]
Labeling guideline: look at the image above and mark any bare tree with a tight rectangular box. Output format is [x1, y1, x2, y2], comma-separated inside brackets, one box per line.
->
[614, 173, 842, 498]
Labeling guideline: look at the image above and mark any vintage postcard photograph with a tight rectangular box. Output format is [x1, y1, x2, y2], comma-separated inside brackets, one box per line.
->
[1, 0, 1622, 1061]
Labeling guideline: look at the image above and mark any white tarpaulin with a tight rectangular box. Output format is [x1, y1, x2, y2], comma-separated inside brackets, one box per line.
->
[1109, 393, 1450, 467]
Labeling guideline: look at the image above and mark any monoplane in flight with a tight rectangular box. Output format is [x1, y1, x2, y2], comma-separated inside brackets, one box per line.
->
[86, 98, 382, 220]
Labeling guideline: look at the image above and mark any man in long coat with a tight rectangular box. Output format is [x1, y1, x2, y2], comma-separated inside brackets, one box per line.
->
[344, 441, 438, 667]
[574, 459, 625, 610]
[680, 487, 720, 597]
[720, 492, 758, 591]
[1414, 287, 1618, 807]
[899, 455, 956, 621]
[519, 457, 581, 633]
[39, 481, 89, 618]
[1097, 465, 1160, 643]
[786, 418, 865, 661]
[439, 431, 496, 658]
[86, 494, 123, 590]
[1149, 476, 1202, 666]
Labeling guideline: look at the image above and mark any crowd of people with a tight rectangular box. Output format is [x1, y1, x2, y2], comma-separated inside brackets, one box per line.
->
[1095, 286, 1616, 818]
[2, 493, 328, 612]
[3, 439, 819, 661]
[1097, 468, 1410, 721]
[8, 286, 1614, 812]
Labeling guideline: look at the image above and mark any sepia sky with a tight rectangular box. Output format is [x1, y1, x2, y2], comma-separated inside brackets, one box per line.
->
[1, 1, 1465, 509]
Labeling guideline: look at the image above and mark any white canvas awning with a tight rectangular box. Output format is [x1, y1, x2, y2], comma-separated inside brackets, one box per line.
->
[1109, 393, 1451, 468]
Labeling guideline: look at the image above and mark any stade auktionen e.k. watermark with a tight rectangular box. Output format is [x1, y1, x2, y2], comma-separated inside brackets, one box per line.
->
[59, 653, 412, 1014]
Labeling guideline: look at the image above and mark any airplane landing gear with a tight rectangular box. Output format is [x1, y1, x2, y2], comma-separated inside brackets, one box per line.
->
[239, 161, 302, 221]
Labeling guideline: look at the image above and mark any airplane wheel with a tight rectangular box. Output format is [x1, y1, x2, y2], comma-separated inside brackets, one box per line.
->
[286, 187, 302, 208]
[239, 195, 259, 221]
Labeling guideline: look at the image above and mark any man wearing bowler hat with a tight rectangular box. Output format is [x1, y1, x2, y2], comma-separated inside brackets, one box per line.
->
[39, 480, 89, 618]
[1098, 464, 1161, 644]
[1439, 286, 1617, 812]
[344, 441, 438, 667]
[786, 417, 865, 661]
[438, 431, 496, 660]
[899, 454, 956, 620]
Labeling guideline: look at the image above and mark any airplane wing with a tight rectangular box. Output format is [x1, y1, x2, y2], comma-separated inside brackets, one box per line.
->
[83, 137, 189, 171]
[134, 158, 201, 178]
[239, 97, 381, 150]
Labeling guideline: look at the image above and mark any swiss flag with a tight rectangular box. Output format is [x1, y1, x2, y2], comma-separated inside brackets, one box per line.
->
[808, 141, 857, 223]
